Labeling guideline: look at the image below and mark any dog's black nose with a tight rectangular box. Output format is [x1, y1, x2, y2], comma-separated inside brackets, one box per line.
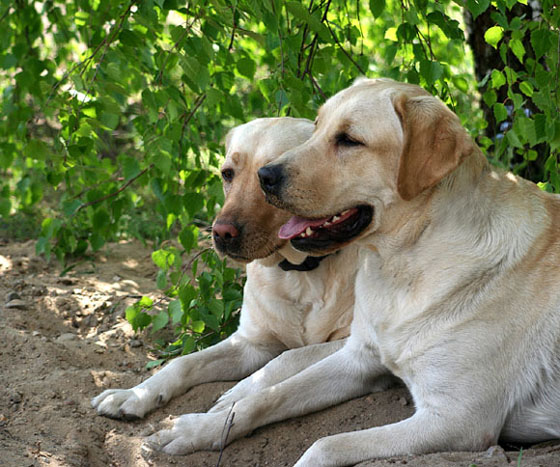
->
[258, 164, 285, 195]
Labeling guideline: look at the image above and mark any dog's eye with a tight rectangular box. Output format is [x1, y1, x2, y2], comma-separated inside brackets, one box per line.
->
[221, 168, 234, 182]
[335, 132, 363, 147]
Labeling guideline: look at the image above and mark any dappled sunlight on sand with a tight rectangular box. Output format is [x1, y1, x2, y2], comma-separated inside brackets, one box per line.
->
[0, 253, 13, 273]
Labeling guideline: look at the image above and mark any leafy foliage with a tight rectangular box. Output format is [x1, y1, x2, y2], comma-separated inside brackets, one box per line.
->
[1, 0, 558, 358]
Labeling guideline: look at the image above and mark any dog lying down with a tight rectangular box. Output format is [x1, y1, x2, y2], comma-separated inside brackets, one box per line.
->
[254, 78, 560, 466]
[92, 118, 394, 454]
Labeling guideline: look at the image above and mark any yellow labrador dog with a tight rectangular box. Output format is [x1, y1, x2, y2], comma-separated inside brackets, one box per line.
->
[251, 78, 560, 466]
[92, 118, 368, 453]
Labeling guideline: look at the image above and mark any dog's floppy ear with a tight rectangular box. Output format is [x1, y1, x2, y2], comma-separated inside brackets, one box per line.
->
[393, 93, 473, 201]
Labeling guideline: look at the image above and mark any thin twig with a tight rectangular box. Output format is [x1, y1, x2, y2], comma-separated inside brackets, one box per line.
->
[0, 5, 11, 23]
[325, 20, 365, 74]
[308, 73, 327, 100]
[182, 247, 212, 273]
[296, 0, 313, 77]
[75, 163, 153, 213]
[306, 0, 332, 77]
[228, 2, 237, 51]
[72, 169, 123, 199]
[216, 403, 236, 467]
[179, 93, 207, 155]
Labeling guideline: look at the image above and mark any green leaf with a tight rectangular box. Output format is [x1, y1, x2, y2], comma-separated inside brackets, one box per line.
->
[506, 129, 523, 148]
[152, 249, 175, 271]
[490, 69, 506, 89]
[369, 0, 385, 17]
[236, 57, 256, 80]
[419, 60, 443, 85]
[62, 199, 82, 217]
[179, 284, 197, 309]
[153, 153, 172, 175]
[466, 0, 490, 20]
[151, 310, 169, 332]
[179, 226, 198, 252]
[493, 103, 508, 123]
[504, 67, 518, 86]
[25, 139, 49, 161]
[139, 296, 154, 308]
[156, 270, 168, 289]
[125, 306, 152, 332]
[207, 298, 224, 317]
[90, 232, 105, 251]
[183, 192, 205, 218]
[510, 39, 525, 63]
[146, 359, 165, 369]
[530, 29, 553, 60]
[484, 26, 503, 49]
[519, 81, 533, 97]
[169, 300, 183, 324]
[100, 112, 120, 130]
[191, 320, 205, 333]
[93, 208, 110, 230]
[397, 23, 416, 42]
[0, 197, 11, 217]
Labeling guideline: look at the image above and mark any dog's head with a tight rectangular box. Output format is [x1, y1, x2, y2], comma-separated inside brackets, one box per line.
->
[258, 78, 474, 255]
[212, 117, 314, 263]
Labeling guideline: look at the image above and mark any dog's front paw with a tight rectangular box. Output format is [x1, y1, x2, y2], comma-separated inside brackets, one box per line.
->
[294, 437, 339, 467]
[209, 381, 251, 413]
[143, 412, 230, 455]
[91, 387, 162, 420]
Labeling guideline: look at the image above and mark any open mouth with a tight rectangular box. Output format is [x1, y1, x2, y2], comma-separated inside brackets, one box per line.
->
[278, 205, 373, 252]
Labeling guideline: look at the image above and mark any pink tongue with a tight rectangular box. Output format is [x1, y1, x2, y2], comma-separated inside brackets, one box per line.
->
[278, 215, 330, 240]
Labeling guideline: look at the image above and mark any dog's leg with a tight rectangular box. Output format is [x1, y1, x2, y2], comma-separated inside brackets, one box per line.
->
[294, 406, 501, 467]
[210, 339, 346, 412]
[91, 331, 283, 420]
[144, 340, 388, 455]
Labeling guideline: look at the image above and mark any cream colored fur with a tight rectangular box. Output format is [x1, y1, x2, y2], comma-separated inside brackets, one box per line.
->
[250, 78, 560, 466]
[91, 118, 369, 454]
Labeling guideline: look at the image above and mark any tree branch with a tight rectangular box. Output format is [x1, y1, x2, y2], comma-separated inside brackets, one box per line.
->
[325, 20, 365, 75]
[75, 163, 153, 213]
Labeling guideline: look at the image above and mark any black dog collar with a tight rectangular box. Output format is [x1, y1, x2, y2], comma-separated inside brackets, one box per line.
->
[278, 254, 330, 272]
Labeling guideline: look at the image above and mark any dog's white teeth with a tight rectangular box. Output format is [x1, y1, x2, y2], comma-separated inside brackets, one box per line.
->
[332, 215, 340, 222]
[305, 227, 313, 236]
[341, 209, 350, 216]
[299, 232, 306, 238]
[323, 221, 331, 227]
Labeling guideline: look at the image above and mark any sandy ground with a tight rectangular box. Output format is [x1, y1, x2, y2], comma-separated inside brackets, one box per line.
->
[1, 239, 559, 467]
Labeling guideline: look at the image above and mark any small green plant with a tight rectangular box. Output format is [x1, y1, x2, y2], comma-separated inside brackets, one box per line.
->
[126, 245, 244, 366]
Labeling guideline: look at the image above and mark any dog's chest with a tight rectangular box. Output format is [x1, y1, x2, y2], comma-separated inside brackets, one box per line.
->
[354, 254, 432, 375]
[291, 274, 354, 345]
[244, 262, 355, 348]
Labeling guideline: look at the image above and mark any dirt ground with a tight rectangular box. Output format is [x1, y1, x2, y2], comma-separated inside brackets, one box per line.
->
[1, 239, 559, 467]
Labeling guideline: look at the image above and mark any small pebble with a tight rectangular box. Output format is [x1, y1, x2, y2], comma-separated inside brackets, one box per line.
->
[129, 339, 143, 348]
[56, 333, 77, 343]
[6, 291, 21, 301]
[5, 299, 27, 309]
[398, 396, 408, 406]
[9, 391, 22, 404]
